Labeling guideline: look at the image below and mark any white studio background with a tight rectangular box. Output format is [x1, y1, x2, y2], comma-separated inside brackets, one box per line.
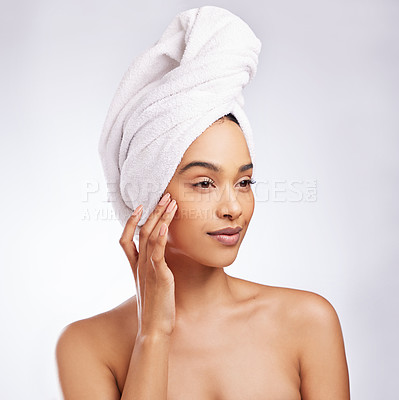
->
[0, 0, 397, 398]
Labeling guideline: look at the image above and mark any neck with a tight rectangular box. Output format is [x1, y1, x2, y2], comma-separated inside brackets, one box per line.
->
[164, 249, 237, 322]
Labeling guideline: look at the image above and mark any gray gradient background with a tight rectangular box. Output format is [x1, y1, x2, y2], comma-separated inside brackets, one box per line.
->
[0, 0, 398, 398]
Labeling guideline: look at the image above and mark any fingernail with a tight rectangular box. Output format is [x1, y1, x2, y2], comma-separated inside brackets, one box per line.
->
[166, 199, 176, 212]
[159, 192, 170, 205]
[132, 205, 143, 216]
[160, 223, 167, 236]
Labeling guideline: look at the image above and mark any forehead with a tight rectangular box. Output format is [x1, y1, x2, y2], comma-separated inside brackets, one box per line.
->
[181, 119, 251, 163]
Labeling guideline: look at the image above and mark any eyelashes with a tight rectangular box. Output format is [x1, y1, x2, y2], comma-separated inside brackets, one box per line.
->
[192, 178, 256, 190]
[243, 178, 257, 187]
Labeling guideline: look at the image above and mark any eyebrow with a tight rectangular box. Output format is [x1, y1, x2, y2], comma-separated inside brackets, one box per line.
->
[178, 161, 253, 174]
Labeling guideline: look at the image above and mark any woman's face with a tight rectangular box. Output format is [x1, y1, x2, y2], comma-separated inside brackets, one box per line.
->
[163, 118, 255, 268]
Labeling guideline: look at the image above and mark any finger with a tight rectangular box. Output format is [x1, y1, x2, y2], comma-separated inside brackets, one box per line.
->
[150, 202, 178, 281]
[147, 198, 177, 254]
[138, 192, 171, 265]
[119, 205, 143, 272]
[137, 195, 174, 311]
[150, 223, 169, 280]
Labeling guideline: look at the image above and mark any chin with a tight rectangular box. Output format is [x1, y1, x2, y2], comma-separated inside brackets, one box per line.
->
[194, 247, 240, 268]
[166, 229, 244, 266]
[165, 242, 240, 268]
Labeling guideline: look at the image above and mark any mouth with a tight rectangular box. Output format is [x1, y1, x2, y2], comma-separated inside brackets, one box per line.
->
[207, 226, 242, 235]
[207, 226, 242, 246]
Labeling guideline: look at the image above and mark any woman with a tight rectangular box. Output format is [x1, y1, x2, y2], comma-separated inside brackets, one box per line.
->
[56, 6, 350, 400]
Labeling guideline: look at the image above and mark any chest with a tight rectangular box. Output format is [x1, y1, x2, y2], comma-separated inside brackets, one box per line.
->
[166, 326, 301, 400]
[113, 321, 301, 400]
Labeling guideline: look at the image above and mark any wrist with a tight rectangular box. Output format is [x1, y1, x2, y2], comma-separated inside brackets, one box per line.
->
[136, 330, 173, 343]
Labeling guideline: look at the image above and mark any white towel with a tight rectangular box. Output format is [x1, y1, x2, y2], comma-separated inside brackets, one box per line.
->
[98, 5, 262, 236]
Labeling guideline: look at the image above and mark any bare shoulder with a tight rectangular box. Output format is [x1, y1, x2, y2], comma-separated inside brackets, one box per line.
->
[226, 276, 341, 328]
[249, 281, 340, 323]
[232, 275, 330, 307]
[270, 286, 343, 335]
[249, 282, 350, 399]
[55, 296, 138, 399]
[57, 295, 138, 347]
[234, 278, 344, 344]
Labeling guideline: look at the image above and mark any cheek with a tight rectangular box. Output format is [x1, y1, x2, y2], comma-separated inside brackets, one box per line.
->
[168, 204, 203, 236]
[249, 191, 255, 211]
[174, 200, 212, 223]
[242, 191, 255, 220]
[166, 207, 207, 256]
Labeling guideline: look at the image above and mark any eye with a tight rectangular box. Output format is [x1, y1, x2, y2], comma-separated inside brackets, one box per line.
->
[239, 178, 256, 188]
[192, 178, 256, 190]
[192, 178, 216, 189]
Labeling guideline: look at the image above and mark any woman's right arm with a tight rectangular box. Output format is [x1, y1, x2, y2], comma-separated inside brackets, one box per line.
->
[121, 332, 172, 399]
[56, 322, 173, 400]
[56, 194, 178, 399]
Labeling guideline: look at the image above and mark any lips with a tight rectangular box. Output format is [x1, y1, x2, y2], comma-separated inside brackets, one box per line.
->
[207, 226, 242, 246]
[207, 226, 242, 235]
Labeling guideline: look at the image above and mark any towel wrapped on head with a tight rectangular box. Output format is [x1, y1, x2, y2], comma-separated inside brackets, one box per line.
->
[98, 5, 262, 236]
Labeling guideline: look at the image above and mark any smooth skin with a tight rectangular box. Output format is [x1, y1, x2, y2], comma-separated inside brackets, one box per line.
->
[56, 117, 350, 399]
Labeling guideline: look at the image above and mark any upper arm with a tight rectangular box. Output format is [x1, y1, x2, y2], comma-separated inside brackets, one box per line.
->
[297, 292, 350, 400]
[55, 321, 121, 400]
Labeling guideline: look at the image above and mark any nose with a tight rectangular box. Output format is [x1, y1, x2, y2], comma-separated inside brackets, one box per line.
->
[215, 185, 242, 220]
